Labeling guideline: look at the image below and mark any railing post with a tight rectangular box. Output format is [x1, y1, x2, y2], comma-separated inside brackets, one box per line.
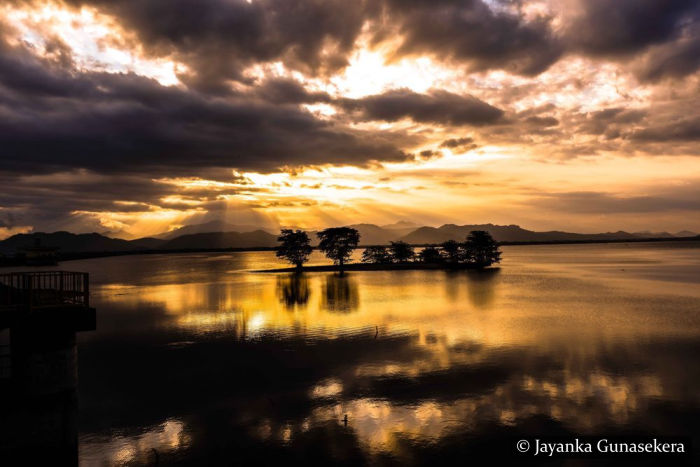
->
[27, 273, 32, 311]
[84, 273, 89, 308]
[0, 271, 91, 309]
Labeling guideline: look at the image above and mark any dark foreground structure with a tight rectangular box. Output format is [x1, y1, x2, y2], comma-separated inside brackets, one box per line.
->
[0, 271, 95, 466]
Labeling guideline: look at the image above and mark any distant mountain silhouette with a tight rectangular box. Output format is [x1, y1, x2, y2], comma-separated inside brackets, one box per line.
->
[159, 230, 278, 249]
[400, 224, 642, 244]
[0, 231, 164, 254]
[633, 231, 675, 238]
[154, 220, 276, 239]
[129, 237, 168, 249]
[0, 223, 696, 256]
[380, 220, 421, 230]
[343, 223, 408, 245]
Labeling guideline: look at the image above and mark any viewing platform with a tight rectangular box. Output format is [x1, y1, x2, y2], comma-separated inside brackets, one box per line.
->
[1, 271, 96, 464]
[0, 271, 95, 331]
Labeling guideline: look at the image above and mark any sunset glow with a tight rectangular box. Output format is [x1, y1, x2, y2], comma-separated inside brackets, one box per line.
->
[1, 0, 699, 238]
[4, 4, 699, 464]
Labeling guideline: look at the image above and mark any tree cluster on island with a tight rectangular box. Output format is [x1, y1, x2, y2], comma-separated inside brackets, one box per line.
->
[362, 232, 501, 267]
[276, 228, 501, 272]
[276, 227, 360, 272]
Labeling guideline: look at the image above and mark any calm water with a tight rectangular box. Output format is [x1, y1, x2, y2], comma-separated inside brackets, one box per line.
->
[23, 243, 700, 464]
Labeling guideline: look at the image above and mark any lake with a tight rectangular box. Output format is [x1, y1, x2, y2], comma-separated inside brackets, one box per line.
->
[15, 242, 700, 465]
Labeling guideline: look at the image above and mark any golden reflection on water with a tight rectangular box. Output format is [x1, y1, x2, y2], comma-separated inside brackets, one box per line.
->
[244, 368, 666, 457]
[80, 243, 700, 463]
[80, 419, 189, 466]
[97, 266, 699, 346]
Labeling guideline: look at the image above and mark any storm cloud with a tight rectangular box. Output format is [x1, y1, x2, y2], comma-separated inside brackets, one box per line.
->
[340, 89, 505, 125]
[562, 0, 699, 56]
[0, 34, 410, 176]
[377, 0, 563, 76]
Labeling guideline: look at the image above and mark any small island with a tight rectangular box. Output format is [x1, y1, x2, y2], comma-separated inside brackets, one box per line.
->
[262, 227, 501, 273]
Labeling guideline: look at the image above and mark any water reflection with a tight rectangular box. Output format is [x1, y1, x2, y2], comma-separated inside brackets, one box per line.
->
[37, 242, 700, 464]
[322, 273, 359, 313]
[80, 419, 188, 466]
[1, 326, 80, 465]
[465, 268, 500, 309]
[443, 268, 500, 309]
[277, 273, 310, 309]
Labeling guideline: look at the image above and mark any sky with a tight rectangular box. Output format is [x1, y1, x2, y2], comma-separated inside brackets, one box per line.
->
[1, 0, 699, 239]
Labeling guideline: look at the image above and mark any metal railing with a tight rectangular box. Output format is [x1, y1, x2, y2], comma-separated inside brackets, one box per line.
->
[0, 271, 90, 310]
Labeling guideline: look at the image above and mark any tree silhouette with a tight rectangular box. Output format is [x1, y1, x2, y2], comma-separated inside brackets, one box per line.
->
[277, 273, 310, 308]
[418, 246, 442, 263]
[323, 274, 359, 313]
[362, 246, 391, 264]
[389, 241, 415, 263]
[317, 227, 360, 273]
[276, 229, 313, 270]
[440, 240, 462, 264]
[464, 230, 501, 268]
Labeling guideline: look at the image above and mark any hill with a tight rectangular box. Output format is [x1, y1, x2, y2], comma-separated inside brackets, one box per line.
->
[129, 237, 168, 249]
[159, 230, 278, 250]
[400, 224, 642, 244]
[344, 223, 408, 245]
[0, 231, 165, 255]
[155, 220, 276, 239]
[1, 223, 696, 258]
[0, 230, 279, 256]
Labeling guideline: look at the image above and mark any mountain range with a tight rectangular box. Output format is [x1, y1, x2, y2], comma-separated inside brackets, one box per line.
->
[153, 220, 277, 239]
[0, 222, 697, 255]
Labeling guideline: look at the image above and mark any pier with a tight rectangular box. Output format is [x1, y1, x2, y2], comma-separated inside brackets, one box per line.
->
[0, 271, 96, 465]
[0, 271, 95, 330]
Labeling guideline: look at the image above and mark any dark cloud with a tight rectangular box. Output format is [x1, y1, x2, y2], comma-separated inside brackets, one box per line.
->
[0, 36, 411, 177]
[0, 168, 282, 234]
[563, 0, 698, 56]
[634, 33, 700, 81]
[576, 108, 647, 136]
[340, 89, 504, 125]
[590, 108, 645, 123]
[531, 189, 700, 214]
[254, 77, 331, 104]
[26, 0, 563, 85]
[630, 116, 700, 142]
[9, 0, 700, 89]
[0, 171, 177, 232]
[376, 0, 563, 76]
[417, 149, 440, 160]
[10, 0, 700, 87]
[384, 0, 700, 81]
[439, 137, 475, 149]
[562, 0, 700, 80]
[525, 116, 558, 127]
[53, 0, 376, 92]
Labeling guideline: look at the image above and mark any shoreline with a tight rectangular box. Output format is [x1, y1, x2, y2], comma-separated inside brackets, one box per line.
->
[255, 263, 501, 273]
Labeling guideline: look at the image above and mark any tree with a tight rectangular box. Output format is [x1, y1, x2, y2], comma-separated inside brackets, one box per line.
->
[276, 229, 313, 270]
[440, 240, 462, 264]
[362, 246, 391, 264]
[464, 230, 501, 268]
[317, 227, 360, 273]
[389, 241, 415, 263]
[418, 246, 442, 263]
